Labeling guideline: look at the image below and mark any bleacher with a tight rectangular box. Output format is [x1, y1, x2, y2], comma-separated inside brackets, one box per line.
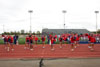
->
[42, 29, 90, 35]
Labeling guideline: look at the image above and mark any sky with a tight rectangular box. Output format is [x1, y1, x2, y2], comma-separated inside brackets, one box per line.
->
[0, 0, 100, 33]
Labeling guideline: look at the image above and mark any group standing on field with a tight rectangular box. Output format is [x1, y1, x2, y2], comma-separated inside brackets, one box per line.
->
[1, 33, 100, 52]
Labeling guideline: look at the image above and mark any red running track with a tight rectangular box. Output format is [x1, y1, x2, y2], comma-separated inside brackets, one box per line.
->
[0, 44, 100, 59]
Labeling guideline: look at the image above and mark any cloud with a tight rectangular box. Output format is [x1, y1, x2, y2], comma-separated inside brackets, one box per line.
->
[0, 0, 100, 33]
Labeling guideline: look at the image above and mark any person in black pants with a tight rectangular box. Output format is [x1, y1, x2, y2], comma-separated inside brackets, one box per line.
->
[13, 34, 19, 45]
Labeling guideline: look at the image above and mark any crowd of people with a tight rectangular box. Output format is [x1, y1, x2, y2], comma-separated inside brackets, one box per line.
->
[2, 34, 18, 51]
[1, 33, 100, 52]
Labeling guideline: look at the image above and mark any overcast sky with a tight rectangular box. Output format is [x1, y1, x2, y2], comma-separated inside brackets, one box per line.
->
[0, 0, 100, 33]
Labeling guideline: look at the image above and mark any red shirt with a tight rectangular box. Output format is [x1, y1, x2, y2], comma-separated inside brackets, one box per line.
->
[88, 35, 91, 41]
[4, 36, 8, 42]
[10, 36, 13, 43]
[29, 37, 33, 42]
[70, 37, 75, 43]
[35, 37, 38, 41]
[53, 37, 56, 41]
[76, 36, 80, 41]
[49, 34, 52, 39]
[64, 36, 67, 41]
[26, 37, 29, 42]
[90, 37, 96, 43]
[41, 37, 46, 41]
[55, 35, 57, 38]
[59, 37, 63, 42]
[51, 38, 54, 44]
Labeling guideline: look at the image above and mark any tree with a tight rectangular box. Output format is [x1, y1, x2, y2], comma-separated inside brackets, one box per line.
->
[36, 31, 40, 35]
[21, 30, 25, 35]
[32, 32, 35, 35]
[97, 29, 100, 33]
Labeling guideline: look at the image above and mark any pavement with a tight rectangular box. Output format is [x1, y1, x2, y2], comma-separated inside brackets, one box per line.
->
[0, 58, 100, 67]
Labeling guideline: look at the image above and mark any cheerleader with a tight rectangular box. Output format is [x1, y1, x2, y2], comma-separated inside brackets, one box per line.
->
[59, 36, 63, 48]
[41, 35, 46, 48]
[29, 35, 33, 50]
[25, 35, 30, 49]
[51, 37, 55, 50]
[90, 35, 96, 51]
[70, 35, 75, 51]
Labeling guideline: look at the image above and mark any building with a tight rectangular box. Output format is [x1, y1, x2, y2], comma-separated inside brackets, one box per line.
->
[42, 29, 90, 35]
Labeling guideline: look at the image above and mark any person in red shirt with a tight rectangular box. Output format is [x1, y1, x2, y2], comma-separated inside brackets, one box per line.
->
[88, 34, 92, 48]
[76, 35, 80, 46]
[10, 36, 14, 51]
[35, 36, 38, 47]
[4, 35, 8, 49]
[7, 35, 14, 51]
[51, 37, 55, 50]
[70, 35, 75, 51]
[29, 35, 33, 50]
[90, 35, 96, 51]
[59, 36, 63, 48]
[25, 35, 30, 49]
[55, 35, 57, 42]
[41, 35, 46, 48]
[64, 36, 67, 45]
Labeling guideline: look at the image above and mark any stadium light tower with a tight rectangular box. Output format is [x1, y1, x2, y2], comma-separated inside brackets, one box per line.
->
[95, 11, 99, 35]
[28, 10, 33, 34]
[62, 10, 67, 29]
[3, 24, 5, 33]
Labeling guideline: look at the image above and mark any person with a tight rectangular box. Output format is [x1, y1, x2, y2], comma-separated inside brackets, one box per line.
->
[90, 35, 96, 51]
[47, 34, 50, 44]
[2, 34, 5, 40]
[35, 35, 38, 47]
[41, 35, 46, 48]
[4, 35, 8, 49]
[76, 35, 80, 46]
[49, 34, 52, 45]
[25, 35, 30, 49]
[59, 36, 63, 48]
[51, 37, 55, 50]
[70, 35, 75, 51]
[64, 36, 67, 45]
[74, 34, 78, 48]
[88, 34, 91, 48]
[55, 34, 57, 42]
[13, 34, 18, 45]
[16, 35, 19, 45]
[29, 35, 33, 50]
[8, 35, 14, 51]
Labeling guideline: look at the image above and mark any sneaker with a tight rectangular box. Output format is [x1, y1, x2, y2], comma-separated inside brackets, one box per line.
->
[91, 48, 94, 51]
[71, 49, 74, 51]
[43, 47, 45, 48]
[74, 46, 77, 48]
[30, 49, 34, 51]
[51, 48, 54, 51]
[24, 47, 27, 49]
[60, 46, 62, 48]
[12, 49, 14, 51]
[88, 46, 91, 48]
[7, 47, 9, 51]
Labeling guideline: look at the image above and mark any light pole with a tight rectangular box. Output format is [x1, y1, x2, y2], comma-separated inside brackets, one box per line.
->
[3, 24, 5, 33]
[95, 11, 99, 35]
[62, 10, 67, 29]
[28, 10, 33, 34]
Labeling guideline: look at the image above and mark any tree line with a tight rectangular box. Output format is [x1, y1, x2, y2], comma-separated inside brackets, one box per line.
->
[2, 30, 41, 35]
